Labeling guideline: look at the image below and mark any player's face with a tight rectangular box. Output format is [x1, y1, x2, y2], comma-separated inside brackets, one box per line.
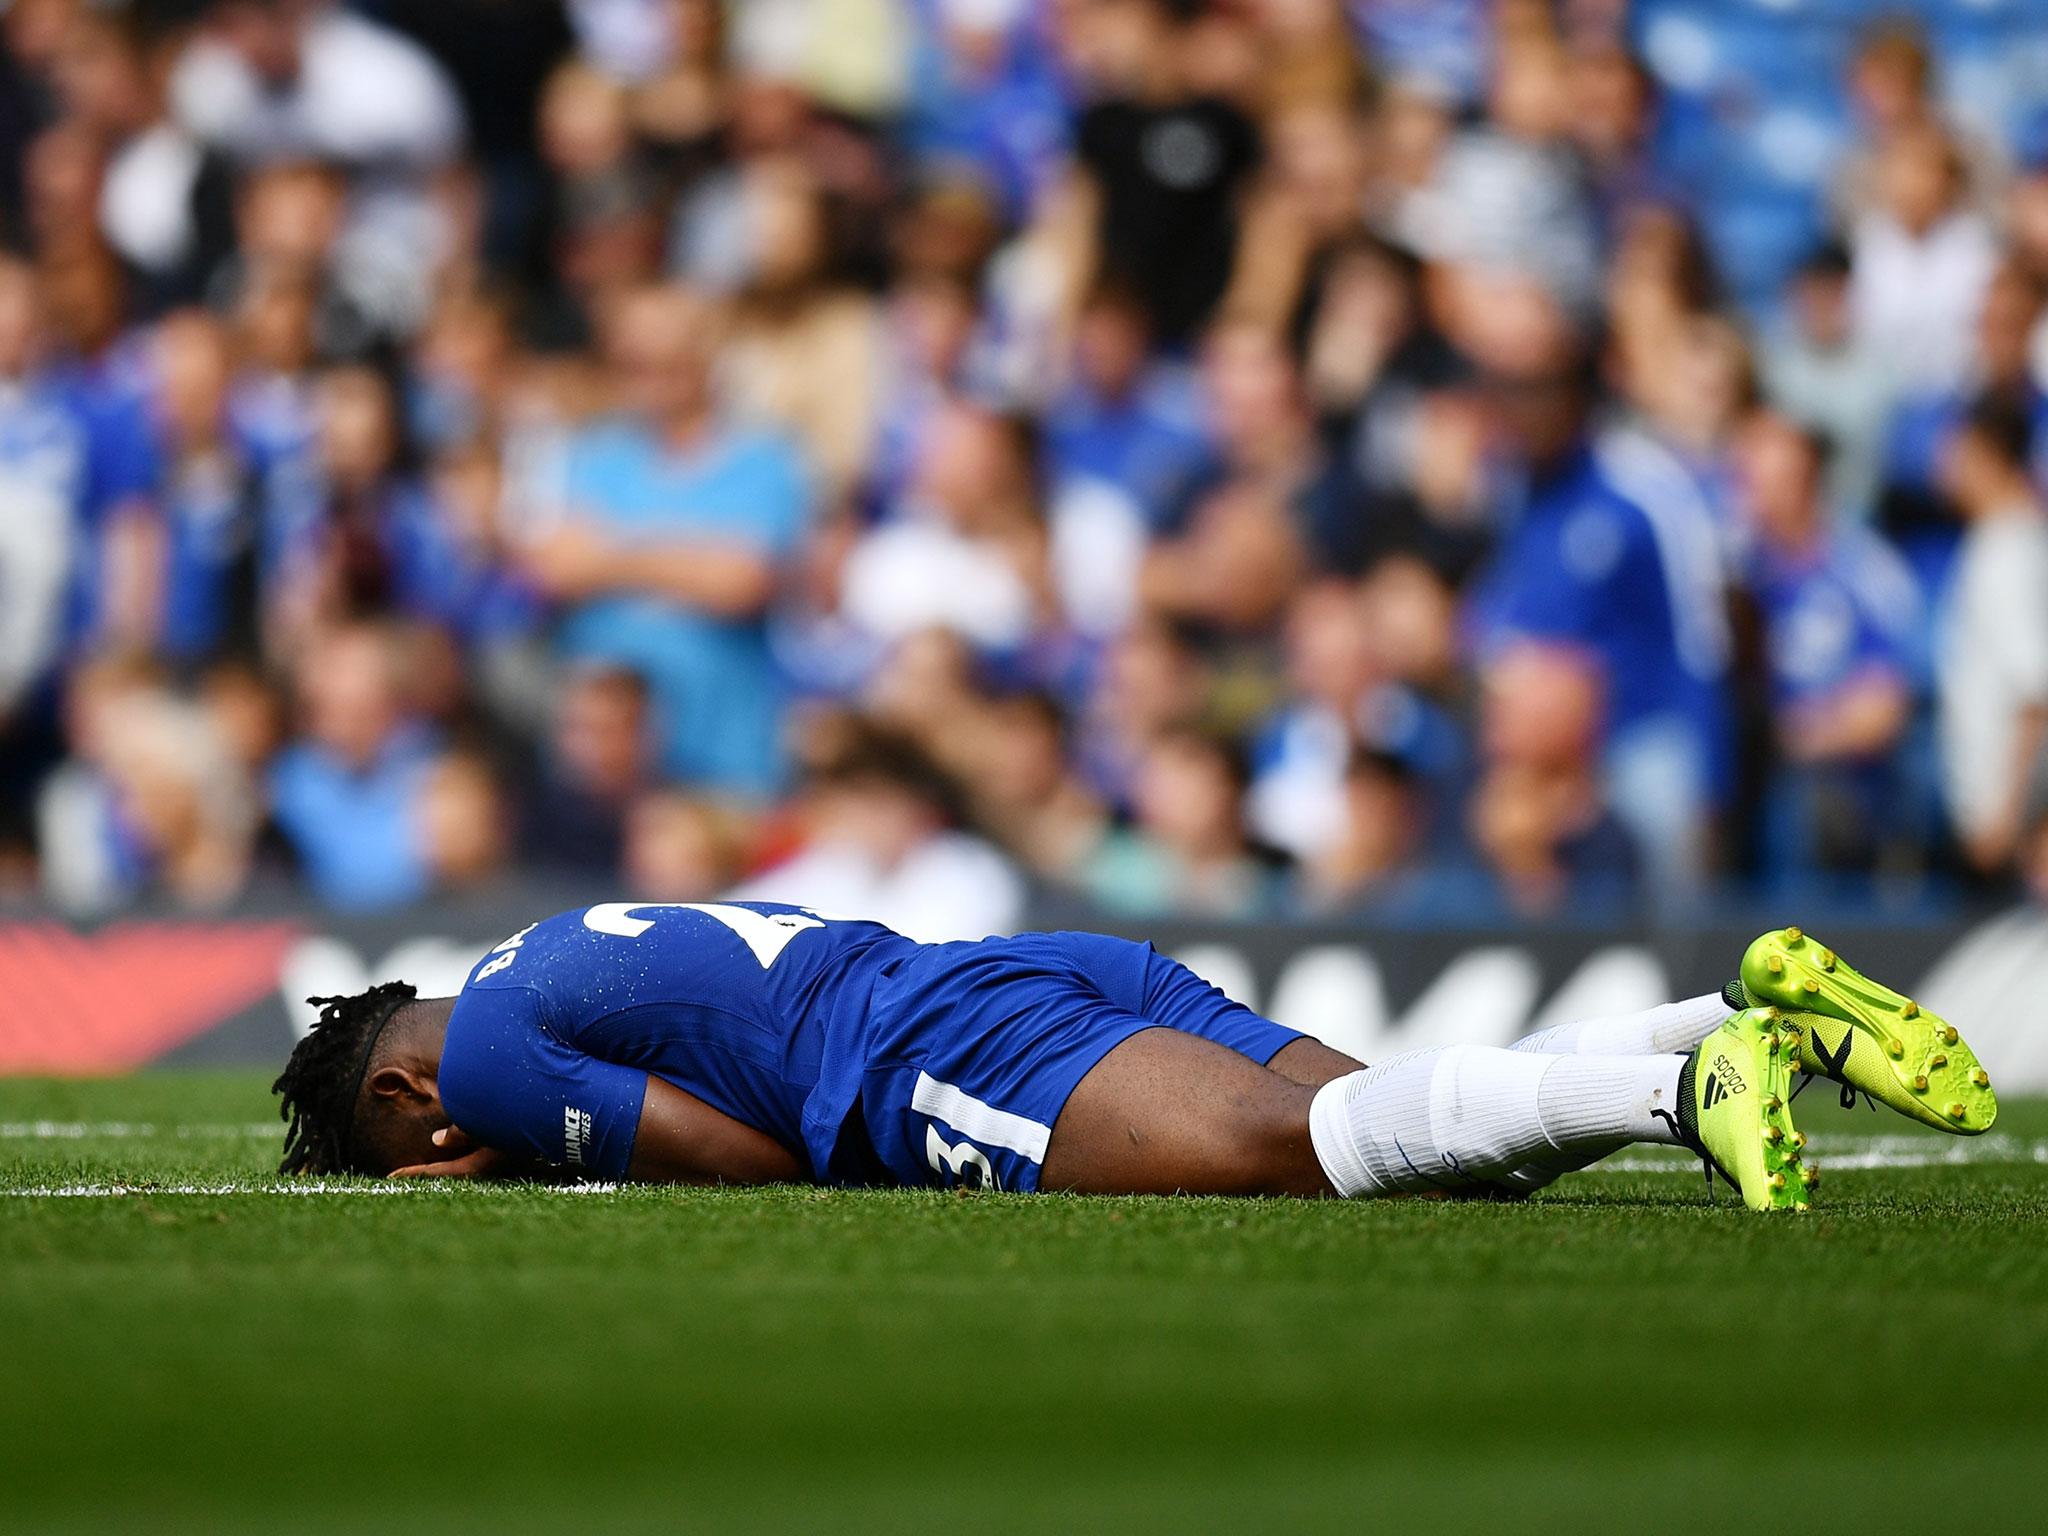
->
[359, 1059, 454, 1177]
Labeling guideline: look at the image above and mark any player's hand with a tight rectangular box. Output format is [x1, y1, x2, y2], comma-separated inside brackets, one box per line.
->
[388, 1125, 510, 1181]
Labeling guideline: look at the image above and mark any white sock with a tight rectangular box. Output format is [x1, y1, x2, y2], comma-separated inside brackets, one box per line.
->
[1509, 992, 1730, 1058]
[1307, 1047, 1687, 1199]
[1496, 1052, 1693, 1192]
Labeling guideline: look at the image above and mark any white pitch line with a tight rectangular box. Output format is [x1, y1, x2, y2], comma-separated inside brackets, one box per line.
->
[0, 1122, 278, 1140]
[1595, 1133, 2048, 1173]
[0, 1181, 629, 1198]
[6, 1182, 416, 1197]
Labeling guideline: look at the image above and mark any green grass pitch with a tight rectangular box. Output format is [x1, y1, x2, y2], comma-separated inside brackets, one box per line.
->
[4, 1072, 2046, 1534]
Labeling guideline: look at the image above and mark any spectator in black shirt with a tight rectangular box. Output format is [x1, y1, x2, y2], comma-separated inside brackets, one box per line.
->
[361, 0, 575, 280]
[1071, 0, 1261, 347]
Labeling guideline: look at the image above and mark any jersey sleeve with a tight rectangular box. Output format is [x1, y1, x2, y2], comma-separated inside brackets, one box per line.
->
[438, 985, 649, 1179]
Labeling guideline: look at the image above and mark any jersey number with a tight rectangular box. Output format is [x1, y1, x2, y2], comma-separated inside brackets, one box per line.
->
[925, 1125, 1000, 1190]
[582, 902, 828, 970]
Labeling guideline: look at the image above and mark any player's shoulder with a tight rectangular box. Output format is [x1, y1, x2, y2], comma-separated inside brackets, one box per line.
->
[460, 911, 589, 993]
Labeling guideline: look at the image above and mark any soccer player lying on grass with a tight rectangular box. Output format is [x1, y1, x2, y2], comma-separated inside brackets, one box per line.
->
[273, 904, 1999, 1213]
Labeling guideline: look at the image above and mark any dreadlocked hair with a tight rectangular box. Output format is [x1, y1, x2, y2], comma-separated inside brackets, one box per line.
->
[273, 981, 419, 1175]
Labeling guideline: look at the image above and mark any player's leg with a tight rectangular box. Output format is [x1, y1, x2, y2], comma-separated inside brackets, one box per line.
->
[1040, 937, 1704, 1195]
[1299, 1046, 1691, 1198]
[1495, 988, 1737, 1189]
[893, 935, 1810, 1208]
[1267, 1036, 1367, 1086]
[1046, 1027, 1651, 1201]
[1310, 1010, 1811, 1211]
[1040, 1012, 1802, 1207]
[1508, 989, 1736, 1057]
[1038, 1027, 1332, 1196]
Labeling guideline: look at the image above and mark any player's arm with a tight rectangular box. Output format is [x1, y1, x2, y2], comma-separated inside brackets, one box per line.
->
[621, 1075, 805, 1183]
[406, 988, 806, 1184]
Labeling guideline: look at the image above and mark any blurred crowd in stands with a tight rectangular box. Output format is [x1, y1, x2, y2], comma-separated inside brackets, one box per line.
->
[6, 0, 2048, 937]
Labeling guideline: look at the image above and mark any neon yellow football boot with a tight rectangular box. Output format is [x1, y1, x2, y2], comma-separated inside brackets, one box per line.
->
[1737, 926, 1998, 1135]
[1677, 1008, 1814, 1213]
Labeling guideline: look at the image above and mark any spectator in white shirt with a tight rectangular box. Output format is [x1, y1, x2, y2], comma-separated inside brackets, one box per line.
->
[1937, 398, 2048, 875]
[1849, 121, 1998, 393]
[839, 401, 1046, 653]
[171, 0, 466, 333]
[173, 1, 463, 170]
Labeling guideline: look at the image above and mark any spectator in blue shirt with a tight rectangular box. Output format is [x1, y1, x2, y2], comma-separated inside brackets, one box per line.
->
[145, 310, 262, 666]
[1464, 284, 1728, 902]
[226, 263, 323, 532]
[0, 254, 87, 835]
[1041, 280, 1206, 523]
[268, 621, 441, 910]
[520, 283, 811, 797]
[1736, 410, 1919, 888]
[1246, 577, 1462, 863]
[1152, 316, 1355, 574]
[902, 2, 1072, 225]
[38, 244, 162, 655]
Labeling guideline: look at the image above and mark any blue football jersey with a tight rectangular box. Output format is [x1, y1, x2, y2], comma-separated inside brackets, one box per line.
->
[437, 902, 916, 1180]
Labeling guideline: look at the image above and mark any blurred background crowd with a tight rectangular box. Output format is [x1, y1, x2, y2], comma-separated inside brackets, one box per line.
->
[6, 0, 2048, 938]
